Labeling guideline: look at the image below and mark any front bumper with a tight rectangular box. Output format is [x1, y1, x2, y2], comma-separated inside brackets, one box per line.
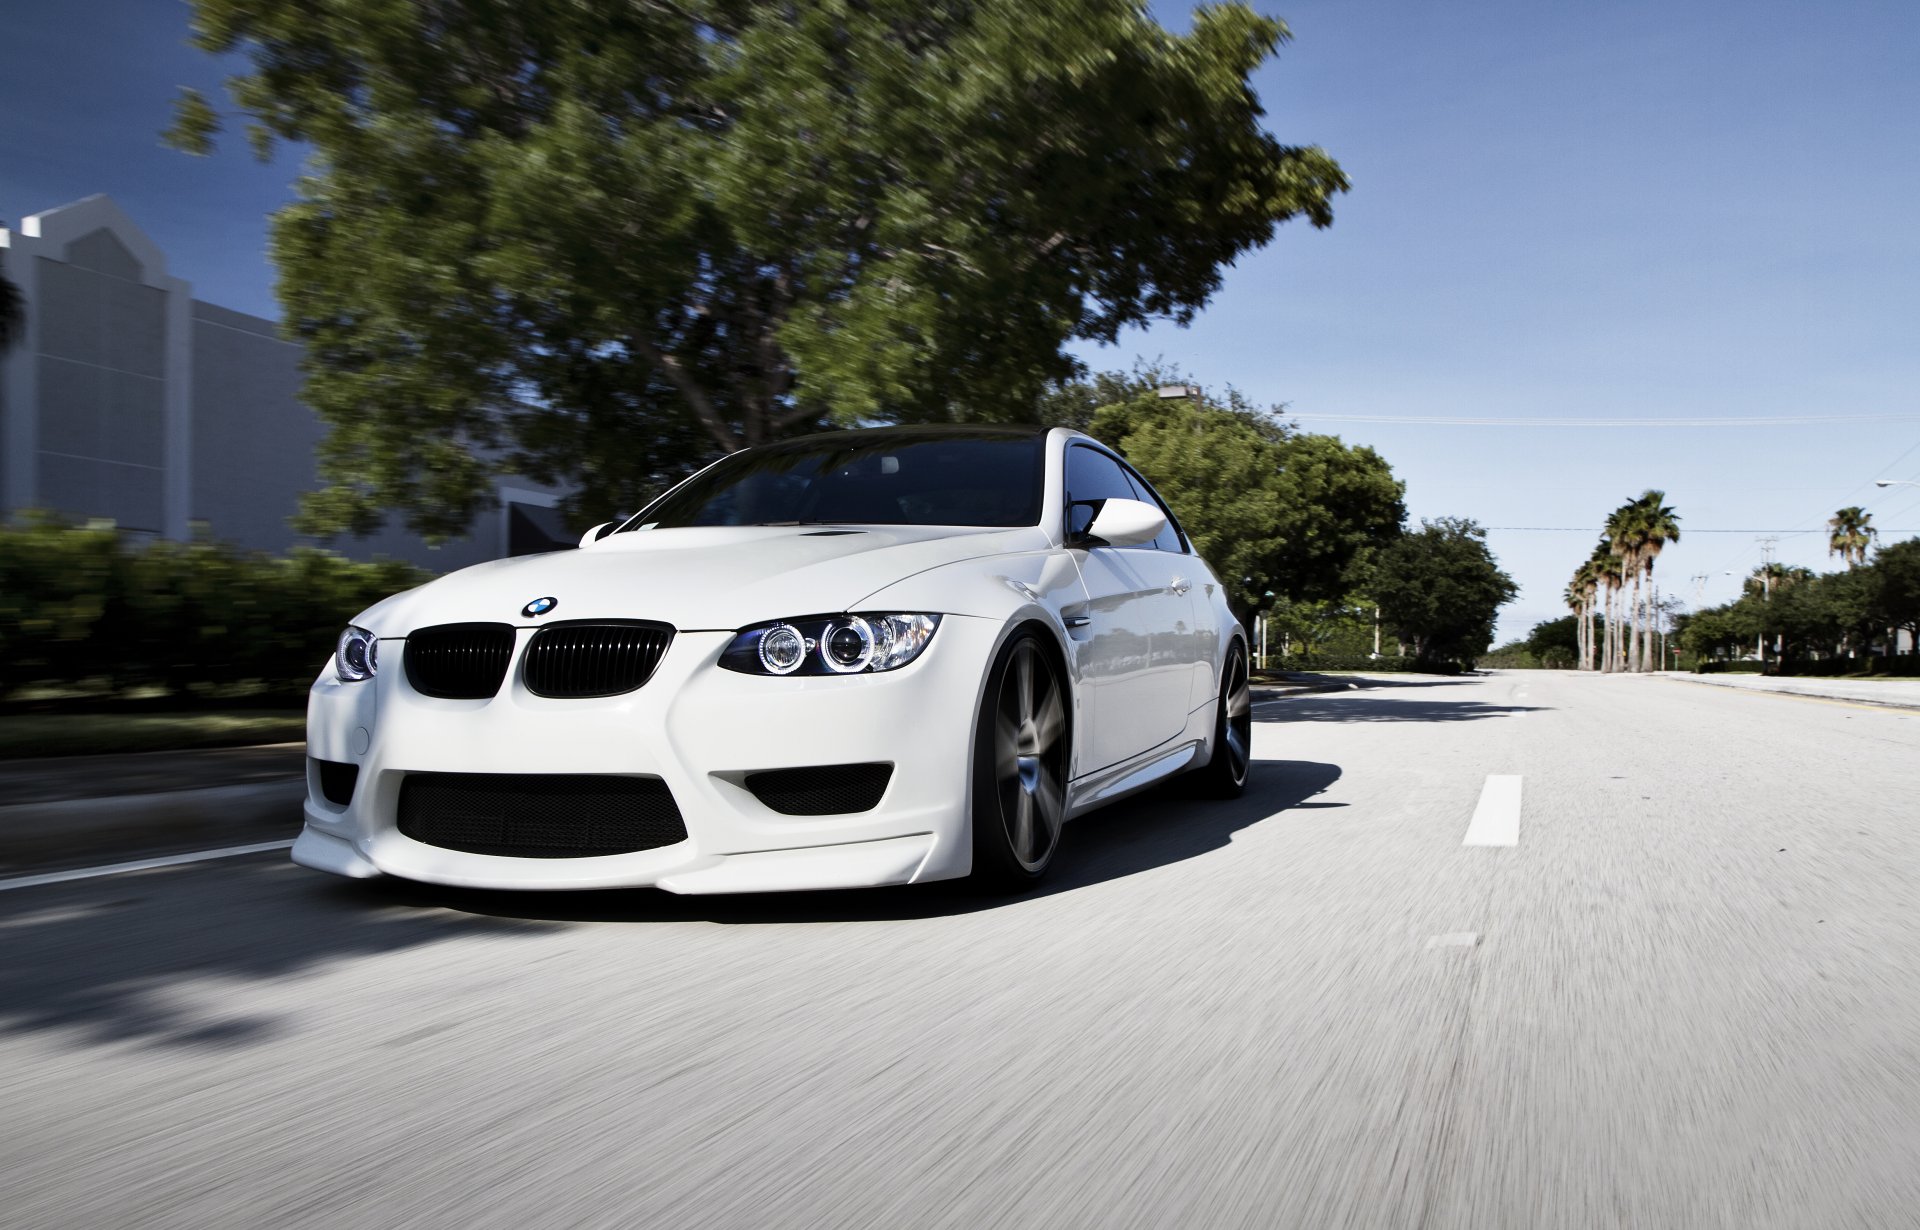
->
[296, 616, 999, 893]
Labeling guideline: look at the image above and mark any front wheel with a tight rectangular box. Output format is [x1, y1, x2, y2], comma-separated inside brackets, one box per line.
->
[1191, 640, 1252, 798]
[969, 631, 1069, 891]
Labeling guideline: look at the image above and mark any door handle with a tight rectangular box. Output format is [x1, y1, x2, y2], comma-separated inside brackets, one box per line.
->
[1169, 578, 1192, 595]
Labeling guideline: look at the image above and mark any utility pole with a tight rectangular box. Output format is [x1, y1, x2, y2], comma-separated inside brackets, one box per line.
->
[1755, 536, 1779, 662]
[1652, 583, 1663, 671]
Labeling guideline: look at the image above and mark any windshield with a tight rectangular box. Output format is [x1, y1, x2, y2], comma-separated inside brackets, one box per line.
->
[623, 432, 1046, 530]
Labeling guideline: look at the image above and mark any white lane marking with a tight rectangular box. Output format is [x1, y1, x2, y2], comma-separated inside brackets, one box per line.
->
[1427, 932, 1482, 949]
[1463, 775, 1522, 847]
[0, 840, 294, 893]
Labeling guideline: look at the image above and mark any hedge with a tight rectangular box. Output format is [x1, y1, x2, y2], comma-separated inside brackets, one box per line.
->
[0, 519, 433, 703]
[1262, 654, 1460, 675]
[1695, 657, 1919, 677]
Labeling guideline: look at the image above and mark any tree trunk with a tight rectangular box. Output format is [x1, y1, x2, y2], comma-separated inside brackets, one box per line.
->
[1602, 590, 1612, 672]
[1598, 593, 1607, 672]
[1628, 565, 1644, 672]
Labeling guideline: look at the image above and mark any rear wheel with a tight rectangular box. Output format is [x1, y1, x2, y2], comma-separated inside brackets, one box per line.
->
[1192, 640, 1252, 798]
[969, 631, 1069, 890]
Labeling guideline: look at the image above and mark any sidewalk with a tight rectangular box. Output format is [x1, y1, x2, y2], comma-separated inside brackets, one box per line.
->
[1663, 672, 1920, 712]
[0, 743, 306, 875]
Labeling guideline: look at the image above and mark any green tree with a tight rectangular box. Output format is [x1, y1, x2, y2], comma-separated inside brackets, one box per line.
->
[1525, 615, 1580, 669]
[1370, 517, 1517, 668]
[1679, 602, 1760, 663]
[170, 0, 1348, 538]
[1872, 538, 1920, 655]
[1263, 597, 1377, 659]
[1077, 378, 1404, 616]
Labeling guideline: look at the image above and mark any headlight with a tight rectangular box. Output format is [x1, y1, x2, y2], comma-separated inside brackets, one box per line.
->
[721, 614, 941, 677]
[335, 625, 379, 682]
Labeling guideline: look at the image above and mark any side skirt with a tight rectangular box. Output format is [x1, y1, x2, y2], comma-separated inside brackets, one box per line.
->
[1065, 738, 1205, 820]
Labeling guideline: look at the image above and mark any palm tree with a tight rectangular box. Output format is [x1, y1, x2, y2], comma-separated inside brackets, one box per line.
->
[1632, 491, 1681, 671]
[1828, 507, 1876, 568]
[1592, 537, 1624, 671]
[1572, 555, 1604, 670]
[1564, 580, 1584, 669]
[1605, 502, 1649, 671]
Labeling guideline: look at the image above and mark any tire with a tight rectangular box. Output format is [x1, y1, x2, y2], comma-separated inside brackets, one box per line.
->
[969, 630, 1070, 891]
[1191, 639, 1252, 799]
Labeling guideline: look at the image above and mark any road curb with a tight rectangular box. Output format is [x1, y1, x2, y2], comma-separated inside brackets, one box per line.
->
[1252, 681, 1361, 699]
[1666, 674, 1920, 712]
[0, 778, 305, 873]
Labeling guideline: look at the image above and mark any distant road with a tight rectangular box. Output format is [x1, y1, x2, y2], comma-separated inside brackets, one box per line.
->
[4, 673, 1917, 1229]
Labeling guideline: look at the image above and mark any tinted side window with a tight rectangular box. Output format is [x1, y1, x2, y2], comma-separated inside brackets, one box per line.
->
[1120, 467, 1188, 554]
[1064, 447, 1140, 542]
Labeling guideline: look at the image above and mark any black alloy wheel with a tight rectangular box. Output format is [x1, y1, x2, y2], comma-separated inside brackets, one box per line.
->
[1193, 640, 1252, 798]
[970, 632, 1069, 888]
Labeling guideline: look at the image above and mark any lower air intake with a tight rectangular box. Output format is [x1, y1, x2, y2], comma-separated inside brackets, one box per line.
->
[312, 758, 359, 806]
[397, 773, 687, 858]
[744, 763, 893, 815]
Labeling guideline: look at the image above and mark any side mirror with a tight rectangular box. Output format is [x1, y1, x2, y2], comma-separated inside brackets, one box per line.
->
[1077, 498, 1166, 548]
[578, 521, 618, 548]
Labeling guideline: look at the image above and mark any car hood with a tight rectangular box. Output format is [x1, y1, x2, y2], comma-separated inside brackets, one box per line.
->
[354, 524, 1052, 636]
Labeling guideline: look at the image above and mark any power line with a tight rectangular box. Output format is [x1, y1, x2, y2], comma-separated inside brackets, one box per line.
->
[1486, 526, 1918, 533]
[1288, 413, 1920, 428]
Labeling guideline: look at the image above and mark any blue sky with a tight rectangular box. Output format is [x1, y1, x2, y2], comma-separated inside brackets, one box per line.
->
[5, 0, 1919, 639]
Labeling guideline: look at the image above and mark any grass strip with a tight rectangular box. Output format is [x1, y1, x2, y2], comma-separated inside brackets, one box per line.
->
[0, 712, 306, 760]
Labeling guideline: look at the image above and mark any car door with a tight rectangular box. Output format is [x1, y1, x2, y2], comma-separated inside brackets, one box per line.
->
[1063, 444, 1197, 773]
[1116, 459, 1213, 712]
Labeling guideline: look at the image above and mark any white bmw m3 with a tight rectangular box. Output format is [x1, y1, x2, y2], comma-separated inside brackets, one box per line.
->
[295, 425, 1253, 893]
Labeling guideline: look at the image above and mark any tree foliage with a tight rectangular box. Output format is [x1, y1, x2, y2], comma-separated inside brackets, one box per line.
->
[172, 0, 1348, 538]
[1370, 517, 1517, 667]
[1680, 538, 1920, 666]
[1524, 615, 1579, 668]
[0, 254, 24, 352]
[1060, 369, 1404, 615]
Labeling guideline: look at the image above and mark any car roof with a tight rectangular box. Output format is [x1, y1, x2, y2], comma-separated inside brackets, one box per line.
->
[737, 424, 1057, 454]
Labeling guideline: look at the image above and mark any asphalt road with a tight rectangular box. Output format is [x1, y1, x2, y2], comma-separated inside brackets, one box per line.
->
[4, 673, 1918, 1229]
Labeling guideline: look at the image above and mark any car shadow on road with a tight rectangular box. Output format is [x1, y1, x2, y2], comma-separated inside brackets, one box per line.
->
[0, 762, 1339, 1048]
[343, 757, 1344, 927]
[0, 856, 555, 1050]
[1265, 696, 1546, 723]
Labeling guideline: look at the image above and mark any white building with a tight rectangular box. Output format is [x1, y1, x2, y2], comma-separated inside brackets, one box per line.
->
[0, 194, 569, 566]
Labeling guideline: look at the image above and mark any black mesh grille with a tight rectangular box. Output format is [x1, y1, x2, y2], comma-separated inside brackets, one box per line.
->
[522, 620, 674, 698]
[396, 773, 687, 858]
[744, 763, 892, 815]
[312, 758, 359, 806]
[404, 623, 514, 699]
